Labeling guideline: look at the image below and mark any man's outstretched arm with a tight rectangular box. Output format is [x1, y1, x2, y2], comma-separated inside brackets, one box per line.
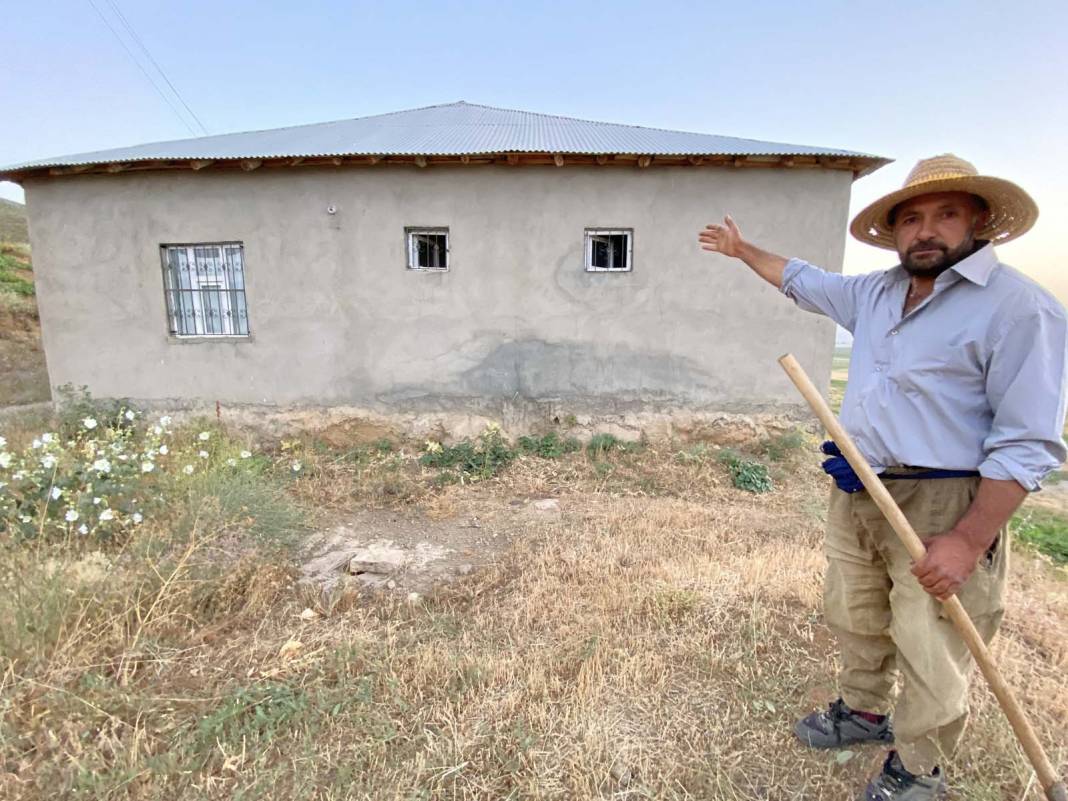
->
[698, 215, 789, 288]
[699, 215, 865, 332]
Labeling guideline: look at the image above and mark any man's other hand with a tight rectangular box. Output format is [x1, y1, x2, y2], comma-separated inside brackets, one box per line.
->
[699, 215, 744, 258]
[911, 532, 983, 601]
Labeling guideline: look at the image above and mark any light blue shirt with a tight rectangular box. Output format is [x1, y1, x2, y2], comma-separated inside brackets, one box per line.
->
[781, 243, 1068, 490]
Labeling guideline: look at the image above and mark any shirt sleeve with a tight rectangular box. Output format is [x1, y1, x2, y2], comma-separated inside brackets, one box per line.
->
[979, 306, 1068, 491]
[779, 258, 866, 332]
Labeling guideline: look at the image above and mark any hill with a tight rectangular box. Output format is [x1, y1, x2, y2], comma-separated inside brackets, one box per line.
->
[0, 241, 49, 405]
[0, 198, 29, 243]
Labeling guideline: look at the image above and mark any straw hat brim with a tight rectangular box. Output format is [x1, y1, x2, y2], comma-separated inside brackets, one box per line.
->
[849, 175, 1039, 250]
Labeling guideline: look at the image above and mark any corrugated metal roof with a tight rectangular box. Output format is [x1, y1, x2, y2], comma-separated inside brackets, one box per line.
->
[0, 101, 885, 173]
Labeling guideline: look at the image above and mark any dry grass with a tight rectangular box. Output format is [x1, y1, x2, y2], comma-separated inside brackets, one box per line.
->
[1, 422, 1065, 800]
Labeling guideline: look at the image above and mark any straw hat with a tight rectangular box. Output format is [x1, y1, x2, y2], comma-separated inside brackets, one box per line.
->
[850, 154, 1039, 250]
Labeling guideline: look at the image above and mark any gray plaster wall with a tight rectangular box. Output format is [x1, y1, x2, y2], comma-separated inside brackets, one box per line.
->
[22, 165, 853, 414]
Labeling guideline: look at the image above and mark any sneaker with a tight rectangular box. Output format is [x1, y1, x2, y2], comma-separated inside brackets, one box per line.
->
[860, 751, 947, 800]
[794, 698, 893, 748]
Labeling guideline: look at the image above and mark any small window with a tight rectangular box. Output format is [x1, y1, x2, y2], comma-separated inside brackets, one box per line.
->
[406, 227, 449, 271]
[584, 229, 632, 272]
[161, 242, 250, 337]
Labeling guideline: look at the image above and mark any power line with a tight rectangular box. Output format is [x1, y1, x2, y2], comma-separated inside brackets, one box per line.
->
[103, 0, 209, 135]
[85, 0, 199, 137]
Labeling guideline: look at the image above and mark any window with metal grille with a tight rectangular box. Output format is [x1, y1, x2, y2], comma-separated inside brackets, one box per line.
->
[161, 243, 250, 337]
[406, 228, 449, 271]
[584, 229, 633, 272]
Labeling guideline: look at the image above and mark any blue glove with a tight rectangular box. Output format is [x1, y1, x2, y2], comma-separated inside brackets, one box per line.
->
[820, 441, 865, 493]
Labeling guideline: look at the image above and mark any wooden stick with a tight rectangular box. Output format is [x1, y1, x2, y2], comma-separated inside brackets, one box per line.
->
[778, 353, 1066, 801]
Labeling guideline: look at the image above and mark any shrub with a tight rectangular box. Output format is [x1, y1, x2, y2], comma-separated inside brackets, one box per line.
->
[53, 384, 138, 441]
[0, 405, 165, 543]
[0, 402, 281, 546]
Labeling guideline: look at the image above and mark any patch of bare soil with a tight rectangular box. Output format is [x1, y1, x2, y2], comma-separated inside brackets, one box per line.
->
[300, 496, 564, 598]
[0, 301, 50, 406]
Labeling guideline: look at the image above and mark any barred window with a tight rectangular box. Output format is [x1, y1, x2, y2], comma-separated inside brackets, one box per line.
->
[406, 228, 449, 271]
[584, 229, 633, 272]
[161, 243, 250, 337]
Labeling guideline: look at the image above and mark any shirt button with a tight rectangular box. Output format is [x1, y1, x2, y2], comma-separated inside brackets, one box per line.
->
[875, 366, 883, 372]
[890, 329, 899, 335]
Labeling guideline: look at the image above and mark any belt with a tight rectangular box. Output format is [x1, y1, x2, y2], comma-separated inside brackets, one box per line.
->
[820, 441, 980, 494]
[881, 468, 981, 480]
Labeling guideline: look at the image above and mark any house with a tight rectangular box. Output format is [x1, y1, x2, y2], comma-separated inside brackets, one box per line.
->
[0, 102, 887, 434]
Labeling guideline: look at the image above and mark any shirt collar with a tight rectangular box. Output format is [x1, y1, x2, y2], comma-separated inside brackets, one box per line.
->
[882, 241, 998, 288]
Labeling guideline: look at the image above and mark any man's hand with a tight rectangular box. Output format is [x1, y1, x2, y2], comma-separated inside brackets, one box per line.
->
[698, 215, 744, 258]
[911, 532, 985, 601]
[696, 216, 788, 288]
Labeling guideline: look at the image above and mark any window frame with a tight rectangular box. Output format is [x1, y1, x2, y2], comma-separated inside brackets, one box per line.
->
[405, 227, 451, 272]
[583, 228, 634, 273]
[159, 241, 252, 339]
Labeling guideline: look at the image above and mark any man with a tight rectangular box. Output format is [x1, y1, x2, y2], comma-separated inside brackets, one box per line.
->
[698, 154, 1068, 800]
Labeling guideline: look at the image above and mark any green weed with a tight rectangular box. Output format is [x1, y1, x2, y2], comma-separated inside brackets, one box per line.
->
[718, 449, 774, 494]
[1013, 508, 1068, 564]
[517, 432, 581, 458]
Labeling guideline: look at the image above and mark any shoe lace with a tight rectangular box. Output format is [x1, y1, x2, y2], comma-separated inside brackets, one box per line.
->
[876, 753, 918, 793]
[826, 698, 850, 738]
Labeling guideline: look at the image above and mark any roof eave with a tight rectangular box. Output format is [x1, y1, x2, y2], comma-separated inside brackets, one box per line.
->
[1, 151, 890, 184]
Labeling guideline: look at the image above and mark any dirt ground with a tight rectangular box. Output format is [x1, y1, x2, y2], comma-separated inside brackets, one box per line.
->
[299, 497, 564, 597]
[0, 299, 50, 407]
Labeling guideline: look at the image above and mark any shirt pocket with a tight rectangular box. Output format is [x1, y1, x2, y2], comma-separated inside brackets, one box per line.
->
[889, 335, 985, 399]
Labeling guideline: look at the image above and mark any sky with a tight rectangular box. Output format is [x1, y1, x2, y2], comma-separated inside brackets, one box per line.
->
[2, 0, 1066, 301]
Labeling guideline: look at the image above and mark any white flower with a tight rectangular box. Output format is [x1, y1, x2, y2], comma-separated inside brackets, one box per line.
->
[198, 450, 209, 459]
[77, 524, 88, 535]
[291, 461, 302, 472]
[12, 470, 25, 480]
[0, 453, 11, 470]
[99, 509, 114, 521]
[51, 486, 62, 500]
[141, 461, 154, 473]
[0, 436, 5, 448]
[158, 444, 169, 455]
[83, 417, 98, 430]
[93, 497, 101, 505]
[240, 450, 252, 459]
[19, 514, 32, 523]
[92, 458, 111, 473]
[132, 512, 143, 524]
[159, 415, 172, 427]
[183, 465, 194, 475]
[198, 431, 210, 441]
[226, 458, 237, 467]
[152, 425, 163, 436]
[42, 433, 54, 444]
[125, 410, 136, 421]
[117, 454, 128, 461]
[31, 438, 42, 449]
[65, 509, 79, 522]
[41, 455, 57, 469]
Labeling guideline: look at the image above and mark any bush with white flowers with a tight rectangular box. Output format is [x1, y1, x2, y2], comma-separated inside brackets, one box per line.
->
[0, 408, 171, 542]
[0, 409, 264, 544]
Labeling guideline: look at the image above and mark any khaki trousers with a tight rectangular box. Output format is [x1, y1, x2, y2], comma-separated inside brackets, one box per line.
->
[824, 473, 1008, 774]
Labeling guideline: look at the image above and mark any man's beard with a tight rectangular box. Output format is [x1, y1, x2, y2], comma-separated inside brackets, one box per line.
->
[899, 236, 978, 277]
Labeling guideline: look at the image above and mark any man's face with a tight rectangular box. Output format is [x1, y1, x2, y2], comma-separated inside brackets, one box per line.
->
[892, 191, 989, 277]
